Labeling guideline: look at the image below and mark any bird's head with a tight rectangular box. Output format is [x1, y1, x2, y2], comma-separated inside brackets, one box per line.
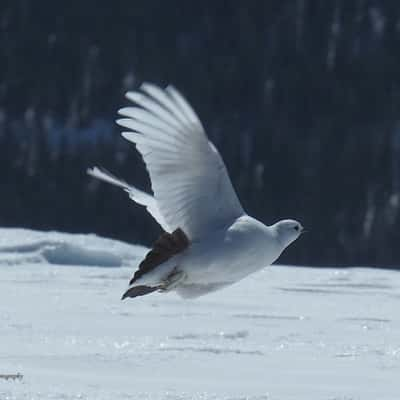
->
[273, 219, 304, 248]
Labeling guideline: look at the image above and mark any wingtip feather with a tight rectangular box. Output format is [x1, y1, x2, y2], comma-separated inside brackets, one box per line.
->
[117, 107, 132, 116]
[125, 91, 142, 103]
[87, 166, 96, 176]
[140, 82, 154, 91]
[116, 118, 129, 127]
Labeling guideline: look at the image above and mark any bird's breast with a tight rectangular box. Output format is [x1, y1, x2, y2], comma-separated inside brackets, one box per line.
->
[180, 216, 281, 285]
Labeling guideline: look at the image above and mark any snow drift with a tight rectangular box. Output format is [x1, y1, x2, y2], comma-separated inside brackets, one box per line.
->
[0, 228, 146, 267]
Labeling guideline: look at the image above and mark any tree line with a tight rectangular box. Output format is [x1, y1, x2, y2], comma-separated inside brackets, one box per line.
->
[1, 0, 399, 266]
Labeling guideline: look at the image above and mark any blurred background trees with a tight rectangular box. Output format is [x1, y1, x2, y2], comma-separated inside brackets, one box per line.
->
[1, 0, 399, 266]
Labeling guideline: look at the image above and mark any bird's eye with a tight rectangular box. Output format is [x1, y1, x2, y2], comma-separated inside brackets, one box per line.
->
[294, 225, 299, 231]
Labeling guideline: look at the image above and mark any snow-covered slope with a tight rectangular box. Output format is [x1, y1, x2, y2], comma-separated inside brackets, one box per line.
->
[0, 228, 399, 400]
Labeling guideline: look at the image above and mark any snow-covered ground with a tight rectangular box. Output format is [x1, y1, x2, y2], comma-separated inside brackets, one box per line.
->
[0, 228, 399, 400]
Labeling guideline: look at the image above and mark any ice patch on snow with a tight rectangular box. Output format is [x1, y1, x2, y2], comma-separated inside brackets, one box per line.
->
[170, 330, 249, 341]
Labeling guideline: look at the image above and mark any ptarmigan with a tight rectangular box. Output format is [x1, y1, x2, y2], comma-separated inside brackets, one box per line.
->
[88, 83, 303, 299]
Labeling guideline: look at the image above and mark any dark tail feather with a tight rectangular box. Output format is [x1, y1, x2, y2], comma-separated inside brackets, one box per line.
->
[121, 285, 160, 300]
[129, 228, 189, 285]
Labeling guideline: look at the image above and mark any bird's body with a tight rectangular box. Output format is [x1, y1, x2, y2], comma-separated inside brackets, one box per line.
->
[88, 83, 303, 299]
[135, 215, 284, 298]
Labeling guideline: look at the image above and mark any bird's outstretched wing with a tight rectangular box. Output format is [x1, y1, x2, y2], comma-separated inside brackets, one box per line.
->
[117, 83, 244, 240]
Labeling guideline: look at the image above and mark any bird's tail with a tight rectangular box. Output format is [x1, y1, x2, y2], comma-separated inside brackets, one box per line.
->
[87, 166, 168, 230]
[121, 285, 161, 300]
[87, 166, 130, 191]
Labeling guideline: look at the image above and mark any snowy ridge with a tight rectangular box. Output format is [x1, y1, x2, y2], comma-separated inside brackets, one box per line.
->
[0, 228, 146, 268]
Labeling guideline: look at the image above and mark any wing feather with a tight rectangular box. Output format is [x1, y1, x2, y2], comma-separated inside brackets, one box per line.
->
[118, 83, 244, 239]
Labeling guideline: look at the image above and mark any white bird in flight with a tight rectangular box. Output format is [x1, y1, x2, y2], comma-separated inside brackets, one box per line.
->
[88, 83, 304, 299]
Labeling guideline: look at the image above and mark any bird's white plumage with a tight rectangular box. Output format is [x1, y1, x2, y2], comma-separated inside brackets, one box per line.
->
[117, 83, 244, 240]
[88, 83, 303, 299]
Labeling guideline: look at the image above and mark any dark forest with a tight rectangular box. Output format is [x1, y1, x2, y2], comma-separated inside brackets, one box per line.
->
[1, 0, 400, 267]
